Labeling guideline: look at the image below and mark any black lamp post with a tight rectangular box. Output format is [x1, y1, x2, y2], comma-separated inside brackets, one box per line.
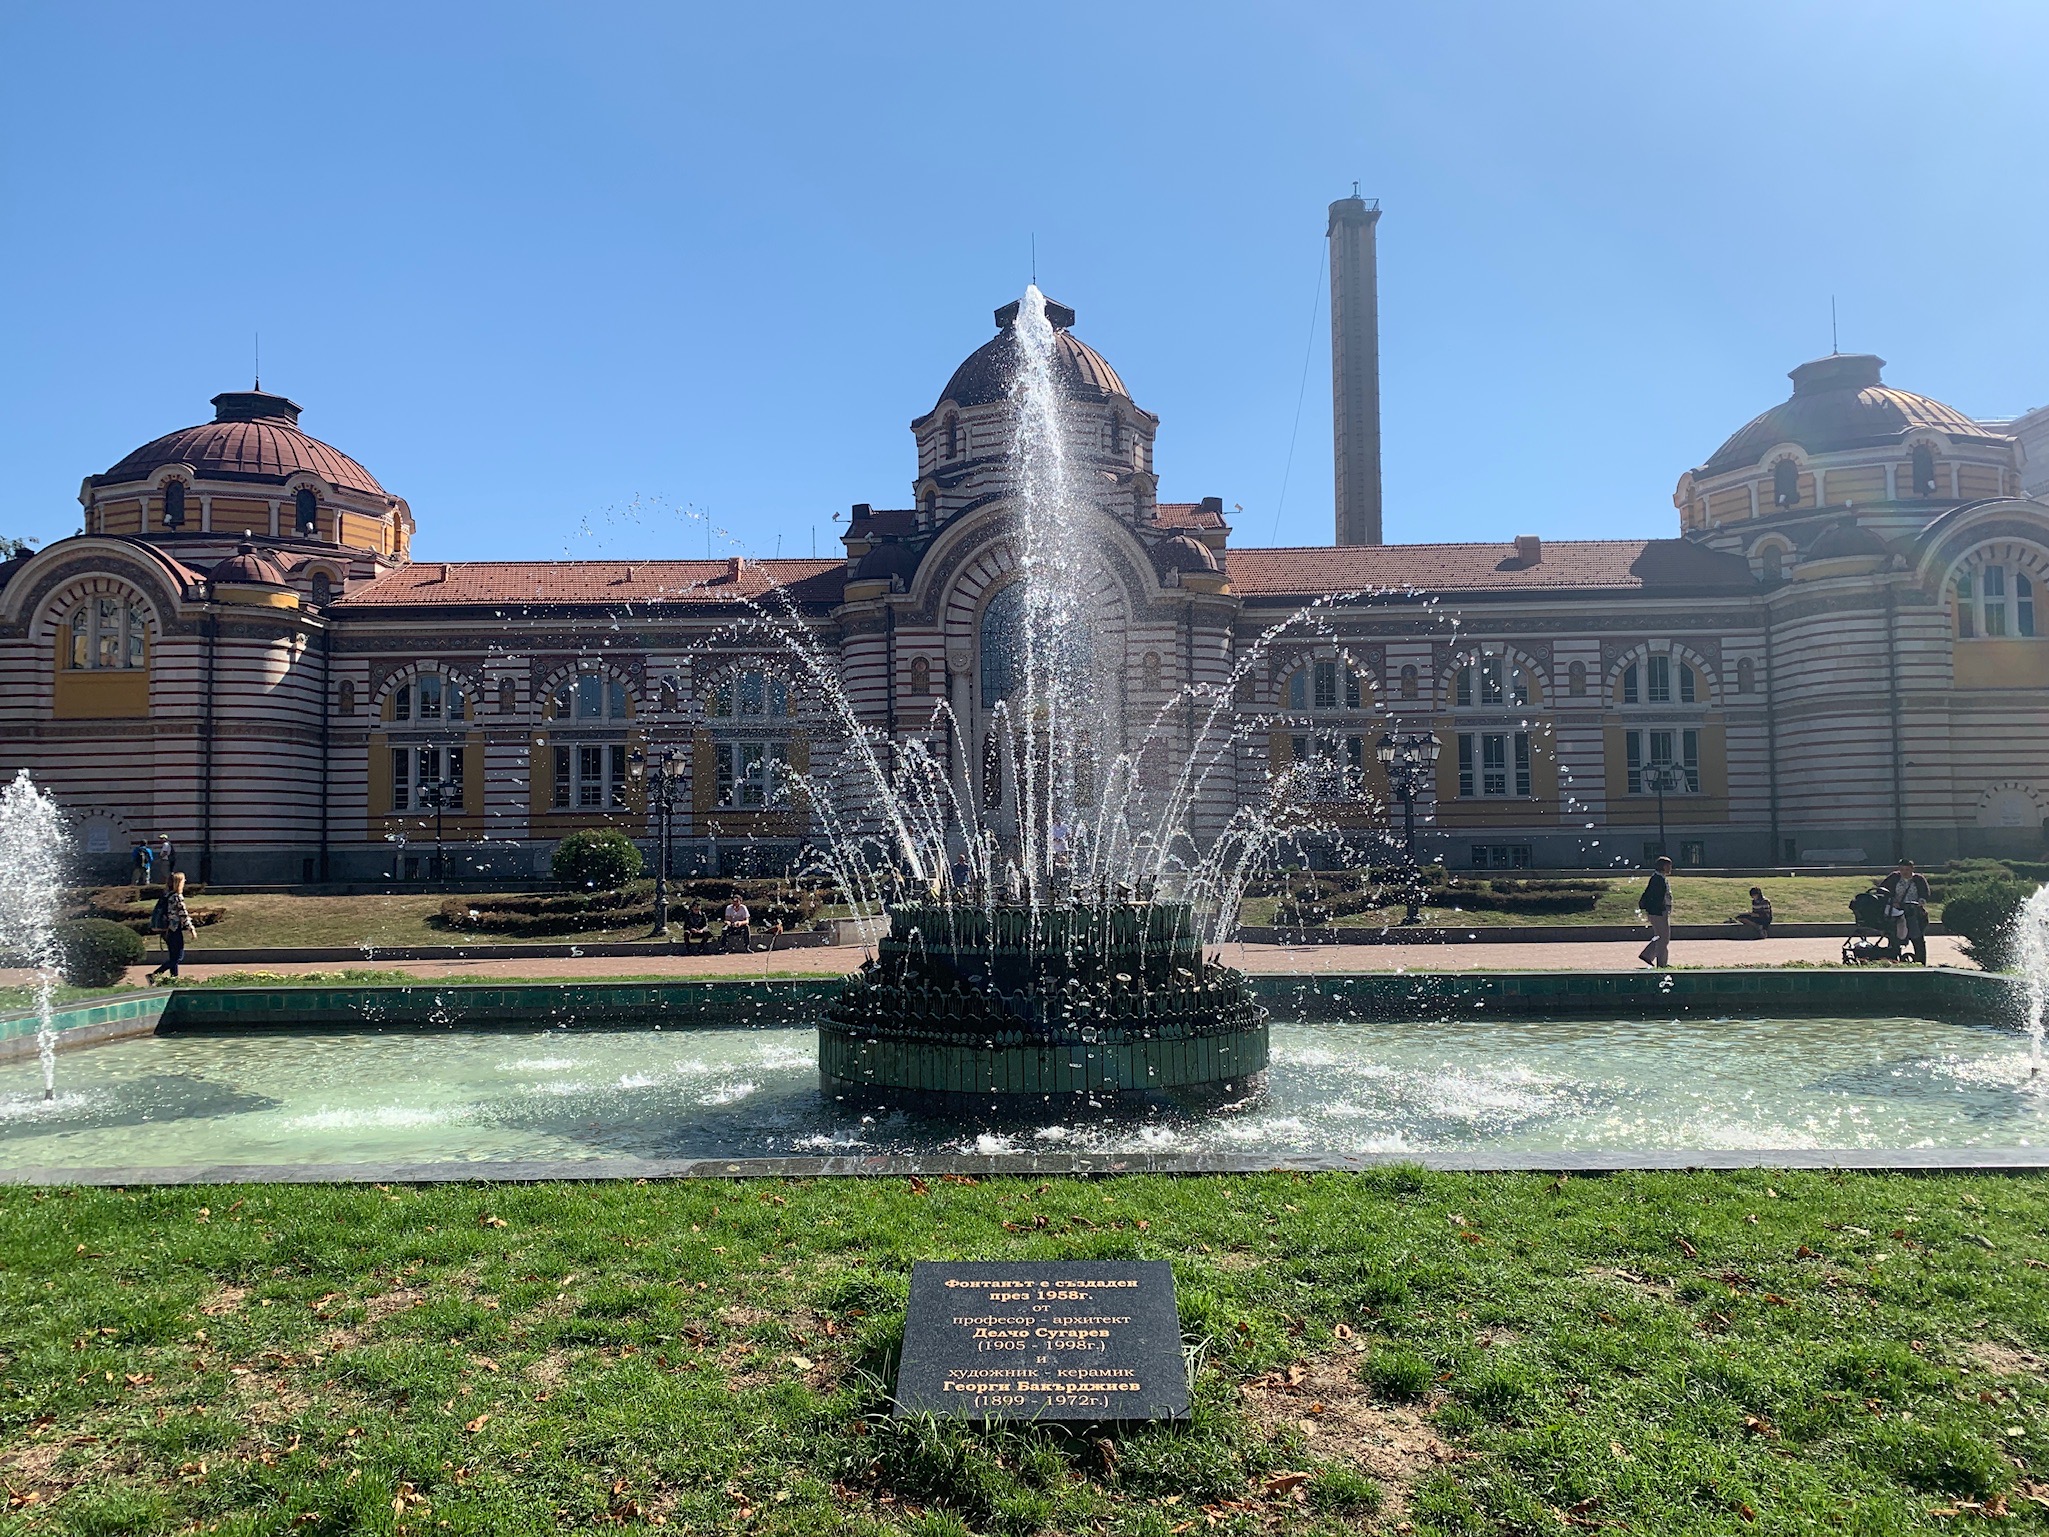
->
[630, 745, 689, 937]
[1376, 731, 1441, 925]
[418, 777, 458, 883]
[1643, 762, 1686, 862]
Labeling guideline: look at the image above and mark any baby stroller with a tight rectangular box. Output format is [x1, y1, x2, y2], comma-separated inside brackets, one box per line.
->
[1842, 887, 1911, 964]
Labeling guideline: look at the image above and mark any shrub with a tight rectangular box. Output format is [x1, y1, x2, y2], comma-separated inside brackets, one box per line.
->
[57, 918, 145, 987]
[1938, 876, 2036, 972]
[550, 829, 643, 890]
[79, 886, 225, 935]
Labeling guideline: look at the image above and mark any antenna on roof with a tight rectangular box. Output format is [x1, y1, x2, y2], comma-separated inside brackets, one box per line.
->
[1352, 180, 1360, 198]
[1830, 296, 1838, 356]
[254, 331, 261, 390]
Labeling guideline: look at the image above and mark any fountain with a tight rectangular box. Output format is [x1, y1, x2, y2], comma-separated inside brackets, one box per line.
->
[0, 771, 68, 1100]
[2014, 882, 2049, 1077]
[802, 287, 1280, 1113]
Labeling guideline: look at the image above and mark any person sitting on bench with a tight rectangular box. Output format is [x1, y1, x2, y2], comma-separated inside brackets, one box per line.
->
[722, 896, 752, 950]
[681, 904, 713, 948]
[1730, 886, 1773, 938]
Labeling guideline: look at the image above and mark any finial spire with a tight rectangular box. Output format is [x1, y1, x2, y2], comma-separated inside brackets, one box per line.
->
[254, 331, 261, 390]
[1830, 296, 1838, 356]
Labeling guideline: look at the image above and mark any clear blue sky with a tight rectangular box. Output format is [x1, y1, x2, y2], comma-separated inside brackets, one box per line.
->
[4, 2, 2045, 562]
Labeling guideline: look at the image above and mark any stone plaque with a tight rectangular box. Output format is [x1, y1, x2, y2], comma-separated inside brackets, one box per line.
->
[893, 1260, 1188, 1421]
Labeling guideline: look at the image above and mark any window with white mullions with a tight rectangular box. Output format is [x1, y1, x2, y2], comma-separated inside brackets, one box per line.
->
[715, 740, 790, 808]
[711, 669, 790, 718]
[392, 672, 464, 722]
[552, 743, 629, 809]
[66, 598, 147, 670]
[1624, 728, 1699, 795]
[1455, 731, 1531, 798]
[1452, 655, 1530, 708]
[1622, 655, 1699, 705]
[1285, 659, 1365, 712]
[391, 744, 463, 813]
[550, 672, 631, 721]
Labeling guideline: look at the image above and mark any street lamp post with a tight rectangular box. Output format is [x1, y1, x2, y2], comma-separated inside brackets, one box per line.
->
[1376, 731, 1442, 925]
[630, 746, 689, 937]
[1642, 763, 1687, 862]
[420, 778, 457, 883]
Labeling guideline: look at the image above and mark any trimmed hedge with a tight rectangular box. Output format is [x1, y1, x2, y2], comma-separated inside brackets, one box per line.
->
[1939, 876, 2038, 973]
[78, 886, 226, 936]
[550, 830, 644, 890]
[57, 918, 145, 987]
[439, 878, 825, 938]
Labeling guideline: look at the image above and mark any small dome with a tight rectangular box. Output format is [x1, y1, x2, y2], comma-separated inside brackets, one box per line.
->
[209, 542, 290, 587]
[936, 298, 1129, 411]
[95, 389, 386, 497]
[1696, 354, 2006, 479]
[1151, 534, 1219, 576]
[1804, 518, 1890, 561]
[854, 539, 921, 583]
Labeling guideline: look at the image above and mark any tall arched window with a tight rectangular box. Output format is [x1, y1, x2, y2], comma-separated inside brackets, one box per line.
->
[1567, 661, 1587, 698]
[709, 669, 787, 719]
[392, 672, 465, 722]
[554, 672, 631, 720]
[1911, 444, 1937, 497]
[920, 489, 937, 517]
[910, 656, 931, 695]
[944, 413, 960, 460]
[979, 584, 1026, 706]
[162, 480, 186, 530]
[1141, 651, 1161, 692]
[1452, 655, 1532, 708]
[500, 678, 519, 715]
[1760, 545, 1784, 582]
[1737, 658, 1756, 694]
[1399, 664, 1418, 701]
[337, 680, 357, 716]
[295, 488, 319, 536]
[310, 572, 333, 605]
[1773, 459, 1800, 508]
[1109, 414, 1124, 453]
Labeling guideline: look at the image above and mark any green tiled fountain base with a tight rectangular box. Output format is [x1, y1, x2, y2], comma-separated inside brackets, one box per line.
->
[0, 966, 2023, 1069]
[818, 1020, 1269, 1104]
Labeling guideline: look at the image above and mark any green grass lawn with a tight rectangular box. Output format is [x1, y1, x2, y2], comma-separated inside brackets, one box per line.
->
[1240, 876, 1890, 931]
[3, 1171, 2046, 1534]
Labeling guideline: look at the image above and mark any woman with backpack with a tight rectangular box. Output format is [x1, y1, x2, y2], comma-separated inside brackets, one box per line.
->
[147, 872, 196, 980]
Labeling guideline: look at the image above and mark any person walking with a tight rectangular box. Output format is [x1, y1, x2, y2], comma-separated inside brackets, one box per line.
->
[1637, 856, 1674, 967]
[147, 872, 196, 980]
[130, 839, 152, 887]
[1731, 886, 1774, 939]
[1879, 860, 1931, 964]
[155, 833, 176, 877]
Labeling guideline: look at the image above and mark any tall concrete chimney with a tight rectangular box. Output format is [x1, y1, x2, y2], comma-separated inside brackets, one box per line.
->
[1328, 190, 1383, 546]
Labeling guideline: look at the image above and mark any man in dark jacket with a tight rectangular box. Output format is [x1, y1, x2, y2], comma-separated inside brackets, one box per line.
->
[1878, 860, 1931, 964]
[1637, 856, 1674, 967]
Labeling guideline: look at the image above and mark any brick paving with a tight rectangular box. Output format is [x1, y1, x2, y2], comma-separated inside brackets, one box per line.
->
[0, 933, 1974, 991]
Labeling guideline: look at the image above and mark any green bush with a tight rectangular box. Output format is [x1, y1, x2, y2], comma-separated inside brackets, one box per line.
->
[549, 829, 644, 890]
[1938, 876, 2036, 972]
[57, 918, 145, 987]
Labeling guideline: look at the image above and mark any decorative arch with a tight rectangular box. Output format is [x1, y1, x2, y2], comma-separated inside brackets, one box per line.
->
[1273, 647, 1379, 713]
[377, 660, 480, 724]
[1440, 642, 1546, 711]
[1976, 780, 2048, 830]
[1606, 640, 1720, 708]
[1939, 538, 2049, 640]
[1751, 535, 1794, 582]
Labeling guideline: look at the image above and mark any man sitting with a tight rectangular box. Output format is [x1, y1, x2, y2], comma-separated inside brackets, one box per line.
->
[680, 905, 714, 949]
[1731, 886, 1773, 938]
[722, 896, 752, 951]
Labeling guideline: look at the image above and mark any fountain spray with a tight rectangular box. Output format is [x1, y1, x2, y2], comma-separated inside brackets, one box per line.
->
[2015, 882, 2049, 1078]
[0, 772, 68, 1099]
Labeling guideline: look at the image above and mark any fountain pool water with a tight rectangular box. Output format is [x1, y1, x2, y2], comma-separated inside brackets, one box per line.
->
[0, 772, 67, 1101]
[2, 1012, 2043, 1172]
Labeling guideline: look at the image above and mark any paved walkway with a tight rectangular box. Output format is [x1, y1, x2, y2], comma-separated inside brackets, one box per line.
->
[2, 933, 1971, 991]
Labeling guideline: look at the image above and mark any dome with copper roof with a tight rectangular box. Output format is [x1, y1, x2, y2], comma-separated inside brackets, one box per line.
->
[1151, 533, 1220, 576]
[209, 542, 291, 587]
[936, 298, 1129, 411]
[1696, 355, 2006, 479]
[93, 390, 386, 497]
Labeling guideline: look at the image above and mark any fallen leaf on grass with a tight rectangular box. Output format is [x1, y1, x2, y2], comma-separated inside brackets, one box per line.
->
[1675, 1236, 1699, 1259]
[479, 1215, 508, 1229]
[464, 1413, 491, 1433]
[1263, 1472, 1309, 1496]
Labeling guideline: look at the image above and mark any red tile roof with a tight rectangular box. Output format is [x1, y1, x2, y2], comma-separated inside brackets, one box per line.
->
[334, 559, 846, 608]
[1223, 539, 1756, 598]
[1150, 502, 1226, 532]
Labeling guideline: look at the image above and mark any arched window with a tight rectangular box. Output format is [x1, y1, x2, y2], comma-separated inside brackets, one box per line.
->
[1760, 545, 1784, 582]
[1141, 652, 1161, 692]
[979, 584, 1026, 706]
[1399, 664, 1418, 701]
[1737, 658, 1756, 695]
[2020, 574, 2037, 637]
[1109, 414, 1124, 453]
[1955, 570, 1976, 638]
[709, 669, 787, 718]
[1622, 662, 1639, 705]
[1773, 459, 1800, 508]
[499, 678, 519, 715]
[944, 413, 960, 461]
[1911, 444, 1937, 497]
[310, 572, 333, 605]
[920, 489, 937, 517]
[910, 656, 931, 695]
[337, 680, 357, 716]
[1452, 655, 1531, 708]
[1983, 565, 2009, 636]
[162, 480, 186, 530]
[65, 598, 147, 670]
[393, 672, 465, 723]
[1567, 661, 1586, 698]
[295, 488, 319, 537]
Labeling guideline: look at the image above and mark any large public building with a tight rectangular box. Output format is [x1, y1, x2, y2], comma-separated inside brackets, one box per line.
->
[6, 198, 2049, 882]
